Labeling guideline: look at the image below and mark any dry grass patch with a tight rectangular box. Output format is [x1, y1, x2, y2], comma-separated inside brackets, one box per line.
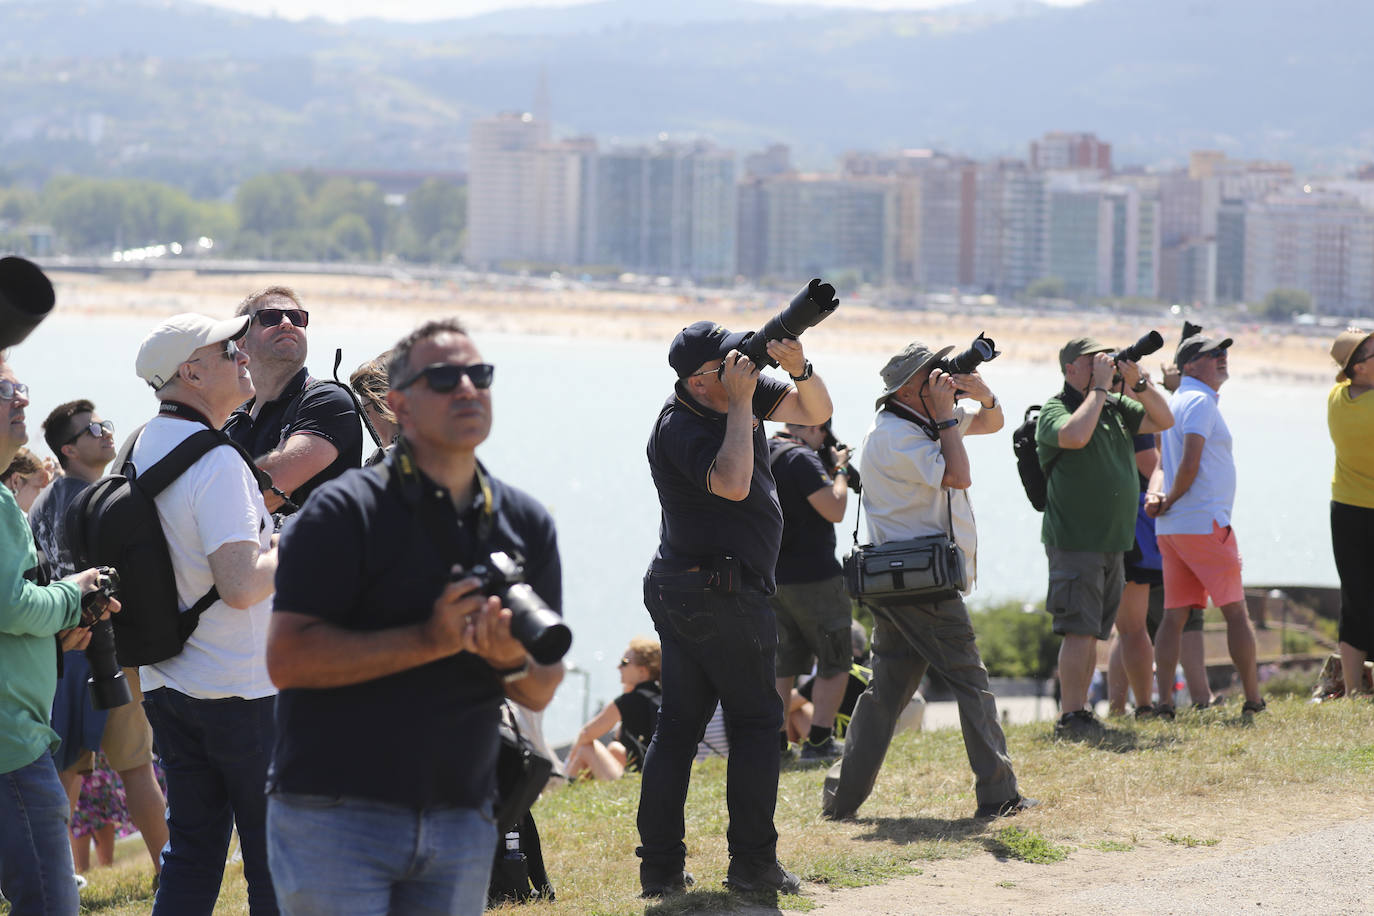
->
[12, 697, 1372, 916]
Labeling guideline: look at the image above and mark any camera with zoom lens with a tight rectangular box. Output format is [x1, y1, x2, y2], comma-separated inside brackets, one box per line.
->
[458, 551, 571, 665]
[80, 567, 132, 711]
[0, 256, 55, 350]
[935, 332, 1000, 376]
[734, 278, 840, 371]
[1113, 330, 1164, 364]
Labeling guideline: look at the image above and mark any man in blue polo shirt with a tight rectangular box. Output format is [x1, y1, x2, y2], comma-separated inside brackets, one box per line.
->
[265, 319, 564, 915]
[637, 319, 834, 898]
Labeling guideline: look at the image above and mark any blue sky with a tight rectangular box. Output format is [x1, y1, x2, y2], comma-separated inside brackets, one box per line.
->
[198, 0, 1090, 23]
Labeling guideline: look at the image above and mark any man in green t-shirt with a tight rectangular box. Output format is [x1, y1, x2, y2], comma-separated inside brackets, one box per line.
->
[1036, 338, 1173, 738]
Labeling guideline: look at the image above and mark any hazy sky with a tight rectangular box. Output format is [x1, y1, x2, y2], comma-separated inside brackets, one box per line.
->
[199, 0, 1091, 23]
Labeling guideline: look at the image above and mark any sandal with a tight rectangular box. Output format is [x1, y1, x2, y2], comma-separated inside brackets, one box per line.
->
[1154, 703, 1176, 721]
[1241, 698, 1267, 716]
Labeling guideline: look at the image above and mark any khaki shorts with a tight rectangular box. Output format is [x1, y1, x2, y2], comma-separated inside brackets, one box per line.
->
[1045, 547, 1123, 641]
[72, 667, 154, 773]
[770, 575, 853, 678]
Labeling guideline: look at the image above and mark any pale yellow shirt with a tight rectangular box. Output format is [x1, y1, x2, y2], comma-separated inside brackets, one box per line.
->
[1328, 382, 1374, 509]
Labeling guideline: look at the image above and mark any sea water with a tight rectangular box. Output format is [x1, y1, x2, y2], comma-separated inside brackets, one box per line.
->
[10, 313, 1337, 742]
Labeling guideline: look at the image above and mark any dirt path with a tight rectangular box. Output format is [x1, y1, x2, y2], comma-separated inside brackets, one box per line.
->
[786, 812, 1373, 915]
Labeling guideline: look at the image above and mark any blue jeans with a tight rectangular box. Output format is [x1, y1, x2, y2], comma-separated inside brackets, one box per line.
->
[141, 688, 277, 916]
[0, 752, 79, 915]
[637, 573, 783, 873]
[268, 793, 498, 916]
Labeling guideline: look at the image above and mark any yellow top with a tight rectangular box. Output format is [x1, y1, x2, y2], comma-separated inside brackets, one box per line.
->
[1328, 382, 1374, 508]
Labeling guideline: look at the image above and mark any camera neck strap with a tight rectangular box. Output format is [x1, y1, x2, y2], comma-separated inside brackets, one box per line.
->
[381, 435, 496, 566]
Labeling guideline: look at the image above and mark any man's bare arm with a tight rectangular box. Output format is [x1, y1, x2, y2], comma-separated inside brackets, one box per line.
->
[256, 433, 339, 509]
[207, 540, 277, 609]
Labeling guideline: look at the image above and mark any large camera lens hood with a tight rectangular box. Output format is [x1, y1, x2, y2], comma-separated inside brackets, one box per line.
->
[0, 257, 55, 350]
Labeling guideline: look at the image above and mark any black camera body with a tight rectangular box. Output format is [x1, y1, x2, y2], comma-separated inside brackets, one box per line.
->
[0, 256, 55, 350]
[462, 551, 571, 666]
[81, 567, 132, 711]
[1114, 330, 1165, 365]
[736, 278, 839, 370]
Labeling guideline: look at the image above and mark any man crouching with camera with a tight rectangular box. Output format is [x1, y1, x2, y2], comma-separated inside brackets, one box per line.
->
[265, 319, 564, 915]
[637, 283, 837, 899]
[822, 340, 1033, 822]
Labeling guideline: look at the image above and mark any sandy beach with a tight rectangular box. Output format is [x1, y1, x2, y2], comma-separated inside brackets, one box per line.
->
[47, 270, 1348, 385]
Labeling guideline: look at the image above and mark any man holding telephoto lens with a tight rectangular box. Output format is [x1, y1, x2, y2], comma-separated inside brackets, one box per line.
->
[0, 356, 122, 915]
[1037, 338, 1174, 738]
[266, 319, 564, 915]
[637, 281, 837, 899]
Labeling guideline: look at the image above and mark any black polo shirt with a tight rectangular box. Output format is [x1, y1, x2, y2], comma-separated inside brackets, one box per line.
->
[223, 366, 363, 508]
[645, 376, 790, 592]
[269, 457, 562, 811]
[769, 435, 841, 585]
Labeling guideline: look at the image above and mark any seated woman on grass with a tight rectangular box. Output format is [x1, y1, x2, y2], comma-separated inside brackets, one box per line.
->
[564, 638, 662, 781]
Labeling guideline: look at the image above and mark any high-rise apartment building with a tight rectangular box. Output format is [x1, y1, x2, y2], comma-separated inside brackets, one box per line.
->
[1047, 178, 1158, 299]
[590, 141, 737, 282]
[1030, 132, 1112, 174]
[1243, 191, 1374, 317]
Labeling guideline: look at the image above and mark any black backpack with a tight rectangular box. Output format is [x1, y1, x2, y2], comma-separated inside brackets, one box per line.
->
[65, 427, 269, 667]
[1011, 405, 1062, 512]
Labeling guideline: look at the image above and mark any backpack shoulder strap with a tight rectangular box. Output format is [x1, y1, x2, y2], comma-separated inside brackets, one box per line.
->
[768, 438, 803, 469]
[133, 429, 226, 496]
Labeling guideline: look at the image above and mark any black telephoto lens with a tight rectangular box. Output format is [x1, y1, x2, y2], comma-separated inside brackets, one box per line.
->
[0, 256, 56, 350]
[479, 552, 572, 665]
[85, 618, 132, 711]
[1115, 330, 1165, 364]
[740, 278, 840, 369]
[944, 332, 1000, 375]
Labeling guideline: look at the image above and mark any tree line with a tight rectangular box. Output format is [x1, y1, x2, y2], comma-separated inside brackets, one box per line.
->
[0, 172, 467, 265]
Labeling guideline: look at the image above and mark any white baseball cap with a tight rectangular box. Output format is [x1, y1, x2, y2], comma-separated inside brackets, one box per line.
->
[136, 313, 250, 389]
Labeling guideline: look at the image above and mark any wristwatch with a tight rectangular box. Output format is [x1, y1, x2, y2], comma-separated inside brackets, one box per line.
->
[789, 360, 814, 382]
[493, 659, 531, 684]
[1132, 378, 1149, 393]
[932, 417, 959, 431]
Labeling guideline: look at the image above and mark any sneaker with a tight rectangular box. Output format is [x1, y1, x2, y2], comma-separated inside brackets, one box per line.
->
[974, 795, 1039, 819]
[798, 737, 841, 762]
[640, 866, 694, 898]
[1054, 709, 1105, 739]
[724, 859, 802, 894]
[73, 874, 88, 891]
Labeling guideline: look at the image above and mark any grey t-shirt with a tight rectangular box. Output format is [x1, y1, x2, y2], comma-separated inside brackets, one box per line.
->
[27, 475, 93, 580]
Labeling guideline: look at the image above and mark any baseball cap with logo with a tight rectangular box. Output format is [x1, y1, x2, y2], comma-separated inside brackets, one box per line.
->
[1175, 321, 1233, 366]
[668, 320, 750, 378]
[1330, 327, 1374, 383]
[136, 313, 250, 390]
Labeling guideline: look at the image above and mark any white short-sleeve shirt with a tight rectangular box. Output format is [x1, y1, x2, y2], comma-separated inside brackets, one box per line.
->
[130, 415, 276, 700]
[857, 405, 979, 591]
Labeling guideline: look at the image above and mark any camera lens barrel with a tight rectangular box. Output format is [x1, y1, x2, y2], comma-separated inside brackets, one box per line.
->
[85, 617, 133, 710]
[0, 257, 56, 350]
[740, 278, 839, 370]
[944, 332, 999, 375]
[1116, 330, 1164, 364]
[504, 583, 572, 665]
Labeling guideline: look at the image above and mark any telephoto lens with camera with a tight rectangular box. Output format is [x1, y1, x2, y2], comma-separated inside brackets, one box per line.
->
[82, 567, 132, 710]
[0, 256, 56, 350]
[739, 278, 840, 369]
[1114, 330, 1165, 364]
[941, 332, 1000, 375]
[464, 551, 571, 665]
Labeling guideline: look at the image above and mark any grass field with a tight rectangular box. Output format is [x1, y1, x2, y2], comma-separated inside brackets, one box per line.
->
[7, 694, 1372, 915]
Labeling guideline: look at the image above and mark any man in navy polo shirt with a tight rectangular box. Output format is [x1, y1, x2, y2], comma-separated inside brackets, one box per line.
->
[637, 319, 835, 898]
[265, 319, 564, 915]
[223, 286, 362, 513]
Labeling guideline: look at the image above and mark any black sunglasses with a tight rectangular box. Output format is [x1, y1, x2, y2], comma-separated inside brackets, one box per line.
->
[254, 307, 309, 328]
[65, 419, 115, 446]
[396, 363, 495, 393]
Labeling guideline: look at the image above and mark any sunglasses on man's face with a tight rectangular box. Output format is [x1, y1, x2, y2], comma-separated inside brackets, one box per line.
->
[396, 363, 495, 393]
[65, 419, 115, 446]
[0, 379, 28, 402]
[254, 307, 310, 328]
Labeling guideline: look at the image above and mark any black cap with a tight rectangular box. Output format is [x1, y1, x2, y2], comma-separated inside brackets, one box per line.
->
[668, 321, 750, 378]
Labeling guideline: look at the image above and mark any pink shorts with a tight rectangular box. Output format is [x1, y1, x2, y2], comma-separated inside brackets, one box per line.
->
[1157, 522, 1244, 610]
